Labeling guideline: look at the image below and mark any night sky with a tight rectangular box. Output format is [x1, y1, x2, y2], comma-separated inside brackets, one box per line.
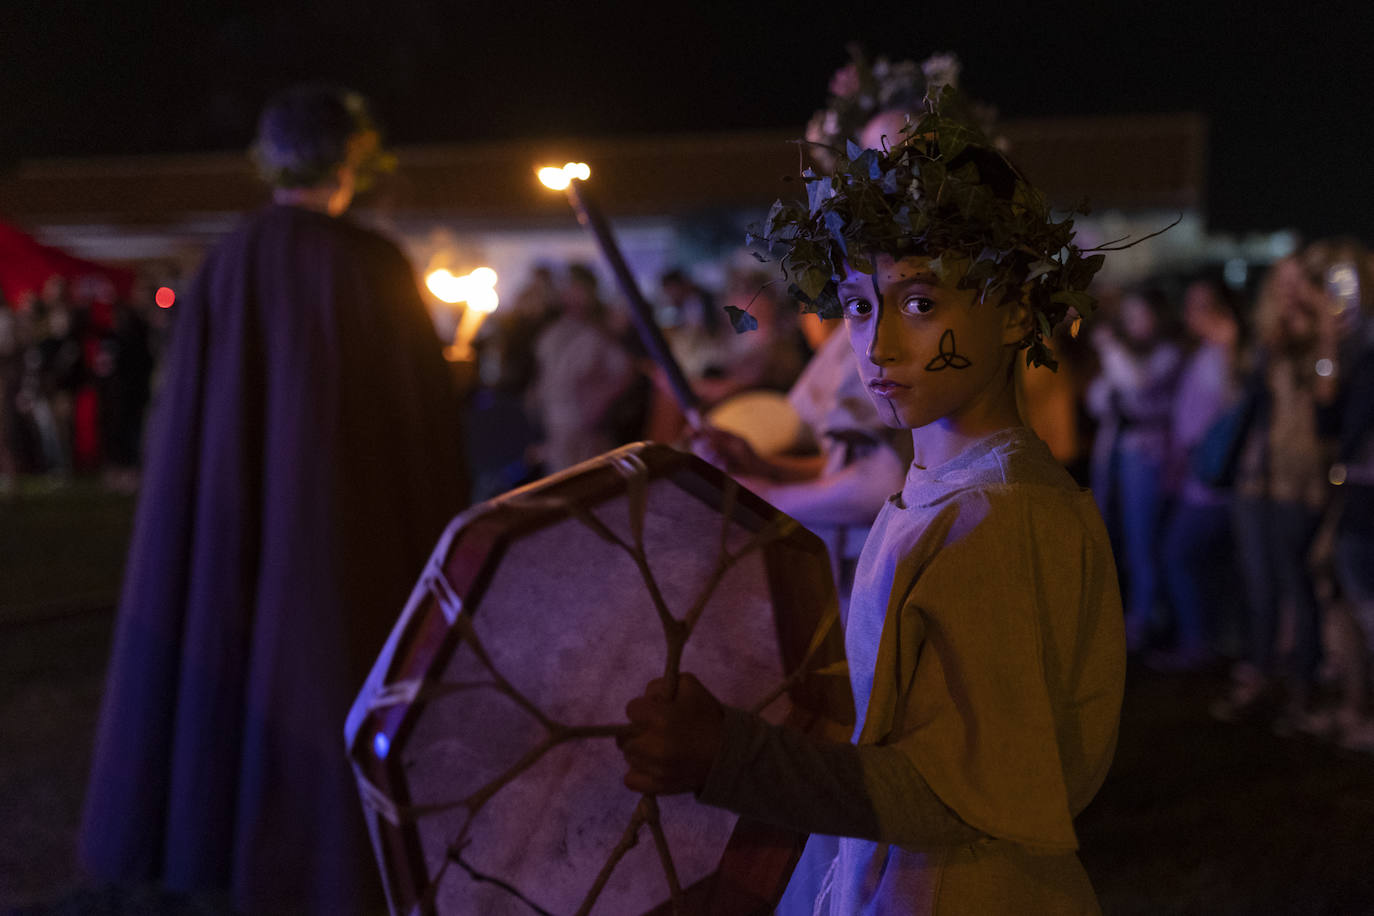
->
[5, 0, 1373, 239]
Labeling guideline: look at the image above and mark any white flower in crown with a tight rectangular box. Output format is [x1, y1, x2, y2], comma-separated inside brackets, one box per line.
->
[921, 52, 962, 93]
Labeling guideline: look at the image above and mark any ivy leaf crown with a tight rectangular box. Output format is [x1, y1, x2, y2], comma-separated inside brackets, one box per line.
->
[747, 85, 1107, 371]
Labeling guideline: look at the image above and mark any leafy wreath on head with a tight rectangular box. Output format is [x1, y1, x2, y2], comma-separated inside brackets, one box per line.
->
[739, 85, 1174, 370]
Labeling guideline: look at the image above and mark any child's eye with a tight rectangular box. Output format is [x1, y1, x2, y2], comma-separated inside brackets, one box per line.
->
[902, 296, 935, 315]
[842, 297, 874, 318]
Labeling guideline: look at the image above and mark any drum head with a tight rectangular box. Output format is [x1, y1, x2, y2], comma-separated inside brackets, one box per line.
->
[705, 390, 805, 457]
[346, 443, 851, 915]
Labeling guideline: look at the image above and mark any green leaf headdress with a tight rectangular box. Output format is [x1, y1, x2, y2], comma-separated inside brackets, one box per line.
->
[746, 85, 1131, 370]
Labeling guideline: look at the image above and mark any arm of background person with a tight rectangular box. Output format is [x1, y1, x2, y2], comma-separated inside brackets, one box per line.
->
[738, 444, 906, 528]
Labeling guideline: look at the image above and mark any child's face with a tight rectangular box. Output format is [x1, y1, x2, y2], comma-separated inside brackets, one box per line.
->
[839, 254, 1024, 430]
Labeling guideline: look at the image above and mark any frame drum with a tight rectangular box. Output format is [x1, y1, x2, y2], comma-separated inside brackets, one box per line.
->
[346, 443, 852, 915]
[704, 390, 805, 457]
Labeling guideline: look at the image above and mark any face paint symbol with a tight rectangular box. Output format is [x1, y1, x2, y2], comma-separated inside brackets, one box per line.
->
[924, 329, 972, 371]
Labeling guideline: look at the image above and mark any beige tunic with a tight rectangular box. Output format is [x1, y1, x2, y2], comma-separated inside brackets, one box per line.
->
[700, 428, 1125, 914]
[529, 315, 634, 471]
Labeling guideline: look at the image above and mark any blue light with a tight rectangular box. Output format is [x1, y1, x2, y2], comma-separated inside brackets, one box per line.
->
[1223, 258, 1248, 289]
[373, 732, 390, 759]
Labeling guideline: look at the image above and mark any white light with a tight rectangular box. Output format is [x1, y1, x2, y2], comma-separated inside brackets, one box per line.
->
[425, 268, 464, 303]
[1223, 258, 1248, 289]
[467, 286, 499, 314]
[537, 162, 591, 190]
[538, 166, 571, 191]
[425, 267, 500, 309]
[1327, 264, 1358, 300]
[1315, 358, 1336, 378]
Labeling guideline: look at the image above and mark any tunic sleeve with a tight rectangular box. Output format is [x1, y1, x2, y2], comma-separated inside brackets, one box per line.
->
[698, 707, 985, 848]
[863, 486, 1124, 852]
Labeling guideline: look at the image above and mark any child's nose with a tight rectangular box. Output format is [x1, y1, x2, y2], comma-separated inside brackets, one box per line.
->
[866, 310, 901, 365]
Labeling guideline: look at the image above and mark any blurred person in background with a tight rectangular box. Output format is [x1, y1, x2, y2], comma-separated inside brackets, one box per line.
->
[0, 293, 19, 493]
[658, 266, 720, 335]
[528, 262, 637, 471]
[9, 291, 46, 471]
[1017, 318, 1096, 483]
[1308, 238, 1374, 749]
[35, 277, 84, 478]
[80, 84, 467, 916]
[1153, 276, 1243, 669]
[658, 266, 731, 385]
[462, 263, 556, 499]
[484, 262, 557, 395]
[95, 282, 156, 491]
[1214, 255, 1330, 726]
[687, 49, 982, 611]
[645, 263, 810, 445]
[21, 299, 72, 478]
[694, 302, 907, 614]
[646, 266, 731, 442]
[714, 264, 810, 396]
[1086, 286, 1182, 651]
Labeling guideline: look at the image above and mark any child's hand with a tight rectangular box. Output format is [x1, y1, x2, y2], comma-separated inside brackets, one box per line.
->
[620, 673, 725, 795]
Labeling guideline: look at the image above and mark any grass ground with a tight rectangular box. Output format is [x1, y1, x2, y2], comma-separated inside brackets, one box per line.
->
[1079, 670, 1374, 914]
[0, 479, 135, 624]
[2, 482, 1372, 914]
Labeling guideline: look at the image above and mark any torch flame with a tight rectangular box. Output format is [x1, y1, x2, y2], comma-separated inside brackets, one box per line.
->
[537, 161, 591, 190]
[425, 267, 500, 311]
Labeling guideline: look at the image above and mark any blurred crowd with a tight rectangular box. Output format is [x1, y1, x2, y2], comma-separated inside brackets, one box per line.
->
[7, 236, 1374, 755]
[1079, 239, 1374, 754]
[0, 273, 169, 494]
[468, 256, 815, 487]
[474, 238, 1374, 756]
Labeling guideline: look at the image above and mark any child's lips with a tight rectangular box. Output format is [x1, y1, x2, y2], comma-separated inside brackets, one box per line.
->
[867, 378, 910, 398]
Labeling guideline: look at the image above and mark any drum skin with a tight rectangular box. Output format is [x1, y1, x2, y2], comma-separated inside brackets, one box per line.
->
[346, 443, 852, 915]
[705, 390, 806, 457]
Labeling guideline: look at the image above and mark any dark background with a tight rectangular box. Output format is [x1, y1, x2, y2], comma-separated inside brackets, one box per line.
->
[4, 0, 1372, 239]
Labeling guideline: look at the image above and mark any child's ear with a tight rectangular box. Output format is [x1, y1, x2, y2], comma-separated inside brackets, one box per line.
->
[1001, 299, 1034, 346]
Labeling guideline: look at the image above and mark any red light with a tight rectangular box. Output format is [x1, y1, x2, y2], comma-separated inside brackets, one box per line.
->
[155, 287, 175, 309]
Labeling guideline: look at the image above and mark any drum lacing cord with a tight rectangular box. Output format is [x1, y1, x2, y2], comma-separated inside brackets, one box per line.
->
[608, 450, 648, 481]
[424, 565, 464, 625]
[813, 854, 839, 916]
[354, 767, 465, 826]
[368, 676, 502, 710]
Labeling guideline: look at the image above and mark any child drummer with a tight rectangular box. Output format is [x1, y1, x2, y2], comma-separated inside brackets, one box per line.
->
[620, 86, 1127, 914]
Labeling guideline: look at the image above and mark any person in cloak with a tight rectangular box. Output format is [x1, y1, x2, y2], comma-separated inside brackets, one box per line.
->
[79, 84, 468, 915]
[620, 86, 1128, 914]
